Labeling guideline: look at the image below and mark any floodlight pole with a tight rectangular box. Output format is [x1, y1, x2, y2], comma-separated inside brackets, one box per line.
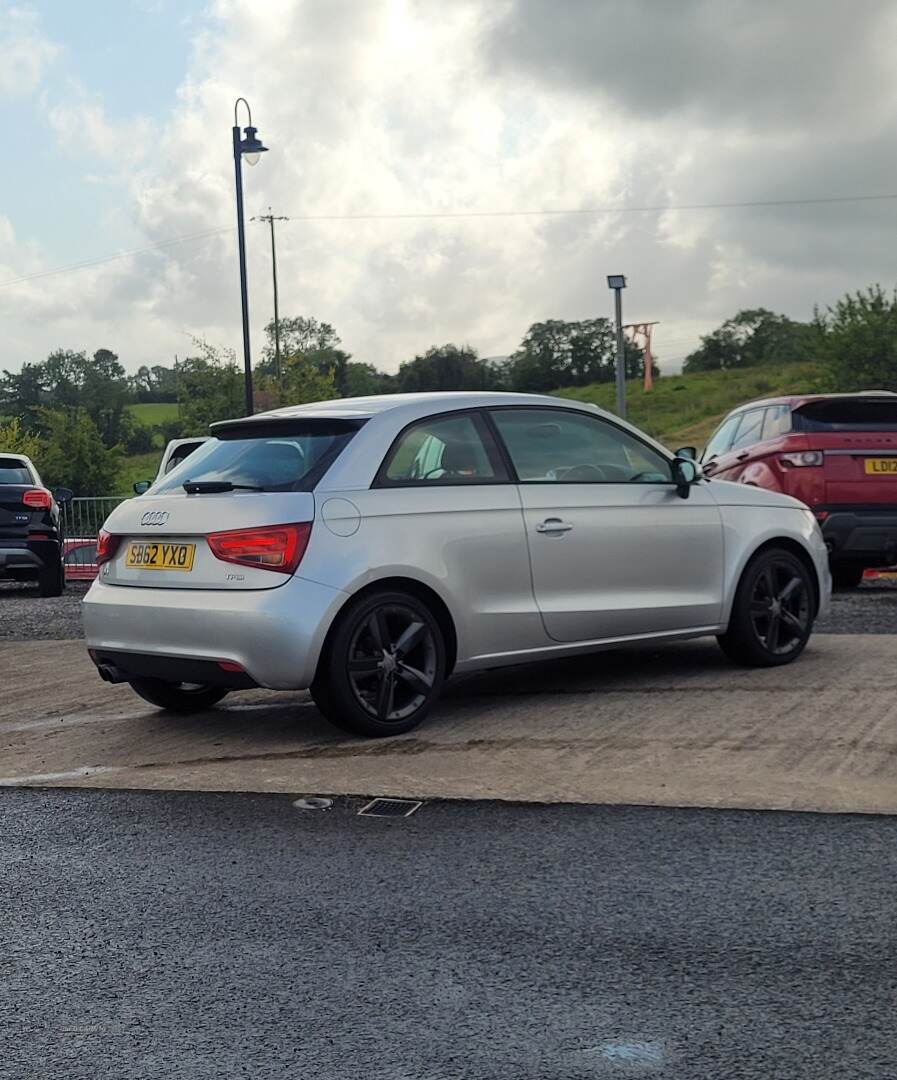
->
[607, 275, 627, 419]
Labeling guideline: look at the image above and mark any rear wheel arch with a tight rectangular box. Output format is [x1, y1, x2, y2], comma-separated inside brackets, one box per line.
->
[316, 575, 458, 681]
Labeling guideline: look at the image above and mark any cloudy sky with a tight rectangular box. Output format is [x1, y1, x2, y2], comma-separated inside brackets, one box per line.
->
[3, 0, 897, 378]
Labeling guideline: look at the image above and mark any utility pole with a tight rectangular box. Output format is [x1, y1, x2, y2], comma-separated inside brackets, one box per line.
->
[623, 322, 660, 392]
[253, 208, 289, 391]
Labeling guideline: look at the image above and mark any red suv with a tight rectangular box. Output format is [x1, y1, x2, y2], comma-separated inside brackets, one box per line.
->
[695, 392, 897, 587]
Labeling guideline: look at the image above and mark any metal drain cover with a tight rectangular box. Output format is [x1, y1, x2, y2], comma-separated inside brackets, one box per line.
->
[358, 798, 422, 818]
[292, 797, 333, 811]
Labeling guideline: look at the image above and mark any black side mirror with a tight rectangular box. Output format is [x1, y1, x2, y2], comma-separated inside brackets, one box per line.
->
[672, 456, 700, 498]
[675, 446, 697, 460]
[133, 480, 151, 495]
[54, 487, 73, 505]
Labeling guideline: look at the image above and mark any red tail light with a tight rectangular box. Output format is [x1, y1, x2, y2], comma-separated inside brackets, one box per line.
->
[207, 522, 312, 574]
[95, 530, 122, 566]
[22, 488, 52, 509]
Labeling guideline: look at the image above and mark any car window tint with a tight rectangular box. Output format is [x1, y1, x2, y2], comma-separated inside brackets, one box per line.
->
[491, 408, 671, 483]
[703, 416, 741, 460]
[0, 457, 33, 484]
[384, 414, 497, 483]
[730, 409, 765, 450]
[761, 405, 792, 440]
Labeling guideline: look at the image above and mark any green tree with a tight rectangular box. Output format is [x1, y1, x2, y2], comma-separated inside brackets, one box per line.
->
[129, 364, 178, 402]
[508, 319, 647, 392]
[343, 361, 392, 397]
[0, 417, 44, 461]
[396, 344, 495, 392]
[816, 285, 897, 391]
[36, 409, 122, 496]
[683, 309, 815, 373]
[176, 342, 244, 433]
[259, 316, 350, 396]
[0, 347, 133, 447]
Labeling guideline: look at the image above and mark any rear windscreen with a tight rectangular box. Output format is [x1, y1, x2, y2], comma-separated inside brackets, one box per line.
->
[0, 458, 32, 485]
[151, 421, 361, 493]
[794, 398, 897, 432]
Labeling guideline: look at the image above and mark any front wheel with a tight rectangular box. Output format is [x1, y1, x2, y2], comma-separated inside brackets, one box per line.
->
[718, 549, 815, 667]
[311, 589, 447, 737]
[129, 678, 229, 713]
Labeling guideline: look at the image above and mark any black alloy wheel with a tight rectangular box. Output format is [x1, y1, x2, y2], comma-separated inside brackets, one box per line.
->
[312, 589, 446, 737]
[718, 549, 815, 667]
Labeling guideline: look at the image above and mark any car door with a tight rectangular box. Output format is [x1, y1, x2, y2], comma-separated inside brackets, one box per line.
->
[489, 407, 725, 643]
[708, 408, 768, 481]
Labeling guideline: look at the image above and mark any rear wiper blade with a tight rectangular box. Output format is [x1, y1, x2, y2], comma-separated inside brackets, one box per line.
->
[182, 481, 264, 494]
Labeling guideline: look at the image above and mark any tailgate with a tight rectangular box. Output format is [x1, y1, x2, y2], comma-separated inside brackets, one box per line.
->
[818, 436, 897, 504]
[101, 491, 315, 590]
[0, 485, 33, 539]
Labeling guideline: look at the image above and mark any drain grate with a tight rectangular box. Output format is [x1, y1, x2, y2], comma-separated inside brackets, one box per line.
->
[358, 797, 422, 818]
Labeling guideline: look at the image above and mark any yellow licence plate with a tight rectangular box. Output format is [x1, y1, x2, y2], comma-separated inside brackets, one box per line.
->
[864, 458, 897, 475]
[126, 541, 195, 571]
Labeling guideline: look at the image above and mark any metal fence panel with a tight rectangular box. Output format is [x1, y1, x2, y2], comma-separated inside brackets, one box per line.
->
[62, 497, 127, 541]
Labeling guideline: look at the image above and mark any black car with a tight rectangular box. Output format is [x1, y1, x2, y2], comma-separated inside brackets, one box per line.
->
[0, 454, 72, 597]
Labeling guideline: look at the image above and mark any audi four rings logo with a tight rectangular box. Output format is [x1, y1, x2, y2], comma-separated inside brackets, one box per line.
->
[140, 511, 170, 526]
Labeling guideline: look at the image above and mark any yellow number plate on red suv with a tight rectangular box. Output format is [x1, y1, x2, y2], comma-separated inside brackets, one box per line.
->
[864, 458, 897, 475]
[126, 541, 195, 571]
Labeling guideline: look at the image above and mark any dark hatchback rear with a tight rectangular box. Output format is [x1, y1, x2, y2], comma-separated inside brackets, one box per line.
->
[0, 455, 69, 596]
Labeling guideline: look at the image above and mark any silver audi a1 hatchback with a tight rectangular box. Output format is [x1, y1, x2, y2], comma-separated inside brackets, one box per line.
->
[84, 392, 831, 736]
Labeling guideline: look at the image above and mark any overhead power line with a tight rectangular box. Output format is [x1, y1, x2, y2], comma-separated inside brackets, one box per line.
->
[2, 191, 896, 291]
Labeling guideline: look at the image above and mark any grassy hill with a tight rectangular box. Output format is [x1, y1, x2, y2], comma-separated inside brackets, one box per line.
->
[556, 359, 826, 450]
[127, 402, 179, 425]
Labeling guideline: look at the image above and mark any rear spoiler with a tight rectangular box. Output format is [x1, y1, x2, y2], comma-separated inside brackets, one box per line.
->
[209, 416, 366, 440]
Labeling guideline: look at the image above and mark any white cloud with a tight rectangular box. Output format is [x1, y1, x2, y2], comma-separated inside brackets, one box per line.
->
[5, 0, 897, 379]
[0, 5, 58, 96]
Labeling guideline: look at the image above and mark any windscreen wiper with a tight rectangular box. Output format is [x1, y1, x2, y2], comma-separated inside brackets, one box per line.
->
[182, 480, 264, 494]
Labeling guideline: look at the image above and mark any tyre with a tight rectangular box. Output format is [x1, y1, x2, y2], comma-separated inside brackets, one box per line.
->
[311, 588, 447, 737]
[718, 548, 815, 667]
[831, 562, 865, 589]
[129, 678, 229, 713]
[38, 559, 64, 598]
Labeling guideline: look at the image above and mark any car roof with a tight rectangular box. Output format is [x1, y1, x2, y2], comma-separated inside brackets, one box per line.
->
[0, 452, 30, 463]
[726, 390, 897, 415]
[248, 391, 595, 422]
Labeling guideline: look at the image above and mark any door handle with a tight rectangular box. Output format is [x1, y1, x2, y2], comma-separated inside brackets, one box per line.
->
[536, 518, 573, 534]
[736, 451, 750, 461]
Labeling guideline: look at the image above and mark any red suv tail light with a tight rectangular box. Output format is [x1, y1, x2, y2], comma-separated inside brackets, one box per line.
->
[96, 530, 122, 566]
[207, 522, 312, 574]
[22, 488, 52, 509]
[780, 451, 824, 467]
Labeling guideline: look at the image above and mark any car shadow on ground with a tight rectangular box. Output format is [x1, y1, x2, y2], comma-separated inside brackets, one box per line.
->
[124, 638, 731, 756]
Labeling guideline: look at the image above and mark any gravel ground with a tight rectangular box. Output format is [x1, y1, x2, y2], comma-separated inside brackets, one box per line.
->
[1, 576, 894, 641]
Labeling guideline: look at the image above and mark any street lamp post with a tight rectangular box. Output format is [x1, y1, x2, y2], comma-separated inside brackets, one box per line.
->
[232, 97, 268, 416]
[607, 274, 627, 419]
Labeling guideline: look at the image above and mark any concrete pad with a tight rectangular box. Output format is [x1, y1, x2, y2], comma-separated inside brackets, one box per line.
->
[0, 635, 896, 814]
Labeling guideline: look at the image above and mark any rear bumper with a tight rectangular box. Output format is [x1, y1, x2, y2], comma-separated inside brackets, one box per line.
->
[0, 539, 57, 576]
[820, 506, 897, 565]
[82, 574, 349, 689]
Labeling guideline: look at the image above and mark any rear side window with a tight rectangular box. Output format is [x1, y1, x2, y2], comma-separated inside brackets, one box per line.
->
[0, 457, 33, 485]
[152, 421, 361, 493]
[761, 405, 792, 440]
[64, 543, 97, 565]
[730, 408, 765, 450]
[794, 398, 897, 432]
[378, 413, 504, 485]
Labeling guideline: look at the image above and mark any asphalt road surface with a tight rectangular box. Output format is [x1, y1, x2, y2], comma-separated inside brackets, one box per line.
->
[3, 788, 896, 1080]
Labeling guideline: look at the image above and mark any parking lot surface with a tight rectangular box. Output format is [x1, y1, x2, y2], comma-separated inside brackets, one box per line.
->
[4, 789, 897, 1079]
[2, 632, 896, 814]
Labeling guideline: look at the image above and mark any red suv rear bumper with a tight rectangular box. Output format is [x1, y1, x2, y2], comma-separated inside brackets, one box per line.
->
[819, 505, 897, 566]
